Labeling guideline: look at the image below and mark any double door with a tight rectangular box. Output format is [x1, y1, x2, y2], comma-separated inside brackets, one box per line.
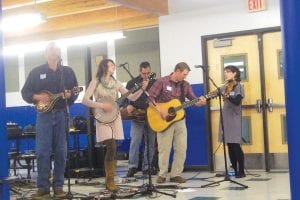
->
[205, 30, 287, 171]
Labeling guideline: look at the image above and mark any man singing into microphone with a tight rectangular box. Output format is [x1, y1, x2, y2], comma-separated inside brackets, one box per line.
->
[124, 61, 157, 177]
[21, 42, 79, 199]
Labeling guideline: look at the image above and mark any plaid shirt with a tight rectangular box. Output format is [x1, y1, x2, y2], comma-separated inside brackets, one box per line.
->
[148, 74, 197, 103]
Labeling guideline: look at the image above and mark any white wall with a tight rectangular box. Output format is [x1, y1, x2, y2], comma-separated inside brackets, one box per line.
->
[159, 0, 280, 84]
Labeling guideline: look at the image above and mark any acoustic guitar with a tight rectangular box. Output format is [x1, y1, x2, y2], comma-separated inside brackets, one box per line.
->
[120, 107, 146, 121]
[34, 87, 83, 113]
[94, 72, 155, 124]
[147, 91, 218, 132]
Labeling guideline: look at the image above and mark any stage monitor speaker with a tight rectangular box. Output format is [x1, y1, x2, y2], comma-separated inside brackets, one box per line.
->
[65, 145, 106, 178]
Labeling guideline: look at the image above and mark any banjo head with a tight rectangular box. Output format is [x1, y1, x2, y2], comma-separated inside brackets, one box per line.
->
[94, 96, 119, 124]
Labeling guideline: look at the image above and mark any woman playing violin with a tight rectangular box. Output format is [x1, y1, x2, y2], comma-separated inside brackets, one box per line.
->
[219, 65, 246, 178]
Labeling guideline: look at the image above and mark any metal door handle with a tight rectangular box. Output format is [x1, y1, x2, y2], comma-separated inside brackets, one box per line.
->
[256, 99, 262, 113]
[267, 98, 273, 112]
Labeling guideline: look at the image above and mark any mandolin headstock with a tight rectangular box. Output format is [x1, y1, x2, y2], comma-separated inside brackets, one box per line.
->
[72, 87, 83, 95]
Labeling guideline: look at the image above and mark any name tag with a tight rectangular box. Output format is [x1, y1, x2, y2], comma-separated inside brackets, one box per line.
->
[167, 86, 172, 91]
[40, 73, 46, 79]
[229, 91, 235, 96]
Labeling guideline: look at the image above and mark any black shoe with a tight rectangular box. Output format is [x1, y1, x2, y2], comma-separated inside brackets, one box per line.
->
[235, 173, 246, 178]
[127, 167, 138, 177]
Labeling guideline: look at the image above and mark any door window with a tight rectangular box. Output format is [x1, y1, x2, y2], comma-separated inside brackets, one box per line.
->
[222, 54, 247, 81]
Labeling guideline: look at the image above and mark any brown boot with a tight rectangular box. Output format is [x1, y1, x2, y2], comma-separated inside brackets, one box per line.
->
[31, 188, 51, 199]
[105, 160, 119, 192]
[53, 187, 67, 198]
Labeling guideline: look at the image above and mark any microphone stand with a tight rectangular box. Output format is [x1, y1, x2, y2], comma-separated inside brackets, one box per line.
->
[58, 60, 82, 199]
[201, 74, 247, 189]
[120, 64, 176, 198]
[119, 64, 155, 103]
[119, 63, 135, 80]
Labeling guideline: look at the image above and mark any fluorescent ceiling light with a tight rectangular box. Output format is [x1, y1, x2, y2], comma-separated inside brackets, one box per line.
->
[3, 31, 125, 55]
[1, 12, 47, 33]
[56, 32, 125, 46]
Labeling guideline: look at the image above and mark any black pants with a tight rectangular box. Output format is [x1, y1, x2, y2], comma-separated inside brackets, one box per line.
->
[227, 143, 245, 174]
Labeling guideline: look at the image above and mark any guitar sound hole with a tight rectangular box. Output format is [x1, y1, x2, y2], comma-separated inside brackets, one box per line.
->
[166, 107, 176, 122]
[168, 107, 176, 116]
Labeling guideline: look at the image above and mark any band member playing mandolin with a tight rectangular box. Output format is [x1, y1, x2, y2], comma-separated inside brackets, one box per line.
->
[82, 59, 149, 191]
[124, 61, 157, 177]
[21, 42, 79, 199]
[147, 62, 206, 184]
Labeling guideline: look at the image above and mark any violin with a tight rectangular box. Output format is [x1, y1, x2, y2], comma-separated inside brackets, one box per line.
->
[204, 79, 237, 100]
[223, 79, 237, 96]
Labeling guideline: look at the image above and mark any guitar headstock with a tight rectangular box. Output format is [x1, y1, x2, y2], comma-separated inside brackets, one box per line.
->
[148, 72, 156, 80]
[72, 87, 83, 95]
[205, 90, 219, 100]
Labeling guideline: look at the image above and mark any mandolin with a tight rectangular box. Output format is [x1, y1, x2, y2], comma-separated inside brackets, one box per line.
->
[34, 87, 83, 113]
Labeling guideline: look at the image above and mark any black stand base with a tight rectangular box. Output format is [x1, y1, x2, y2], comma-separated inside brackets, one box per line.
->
[89, 188, 140, 199]
[134, 183, 177, 198]
[201, 174, 248, 188]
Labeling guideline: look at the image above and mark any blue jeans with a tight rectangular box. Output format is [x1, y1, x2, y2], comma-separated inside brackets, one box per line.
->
[36, 111, 67, 190]
[128, 120, 156, 171]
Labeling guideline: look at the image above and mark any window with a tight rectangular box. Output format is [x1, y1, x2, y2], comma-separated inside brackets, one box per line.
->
[278, 50, 284, 78]
[115, 27, 161, 82]
[281, 114, 287, 144]
[222, 54, 247, 81]
[24, 51, 45, 79]
[67, 42, 107, 86]
[242, 116, 251, 144]
[4, 55, 19, 92]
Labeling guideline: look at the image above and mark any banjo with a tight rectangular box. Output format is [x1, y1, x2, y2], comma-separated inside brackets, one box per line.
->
[94, 72, 156, 124]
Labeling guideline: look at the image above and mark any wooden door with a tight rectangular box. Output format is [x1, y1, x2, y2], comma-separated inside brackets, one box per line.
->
[263, 32, 287, 169]
[206, 31, 286, 171]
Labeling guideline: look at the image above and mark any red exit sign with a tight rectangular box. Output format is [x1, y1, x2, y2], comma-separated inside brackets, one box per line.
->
[247, 0, 267, 12]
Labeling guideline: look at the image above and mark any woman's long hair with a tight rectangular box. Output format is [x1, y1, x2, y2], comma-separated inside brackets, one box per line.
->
[96, 59, 115, 81]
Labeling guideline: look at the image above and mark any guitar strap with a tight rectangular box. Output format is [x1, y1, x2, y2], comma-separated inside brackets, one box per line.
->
[180, 82, 185, 103]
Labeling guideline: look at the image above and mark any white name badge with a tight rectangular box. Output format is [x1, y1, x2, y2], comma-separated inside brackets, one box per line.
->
[40, 74, 46, 79]
[167, 86, 172, 91]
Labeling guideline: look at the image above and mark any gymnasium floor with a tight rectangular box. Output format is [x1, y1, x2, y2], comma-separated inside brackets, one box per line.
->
[9, 160, 290, 200]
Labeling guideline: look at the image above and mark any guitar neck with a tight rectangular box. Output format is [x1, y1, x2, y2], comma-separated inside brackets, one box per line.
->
[52, 93, 63, 100]
[117, 83, 141, 103]
[51, 87, 82, 101]
[174, 98, 199, 112]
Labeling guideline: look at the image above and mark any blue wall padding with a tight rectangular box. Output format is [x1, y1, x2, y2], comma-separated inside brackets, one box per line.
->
[280, 0, 300, 199]
[168, 84, 208, 166]
[0, 3, 9, 197]
[6, 83, 208, 167]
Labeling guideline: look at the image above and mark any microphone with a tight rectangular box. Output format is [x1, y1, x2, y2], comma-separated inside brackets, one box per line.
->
[118, 62, 128, 68]
[57, 56, 63, 68]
